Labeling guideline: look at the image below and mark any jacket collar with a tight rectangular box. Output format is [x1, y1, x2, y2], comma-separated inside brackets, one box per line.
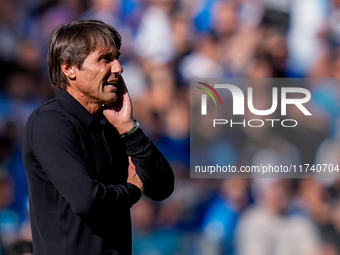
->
[55, 89, 101, 130]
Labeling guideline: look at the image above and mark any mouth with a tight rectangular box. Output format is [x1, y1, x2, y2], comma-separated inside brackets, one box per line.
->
[104, 79, 119, 87]
[103, 79, 121, 95]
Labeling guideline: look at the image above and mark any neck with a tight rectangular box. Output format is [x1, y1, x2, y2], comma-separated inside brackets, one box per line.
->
[65, 87, 101, 116]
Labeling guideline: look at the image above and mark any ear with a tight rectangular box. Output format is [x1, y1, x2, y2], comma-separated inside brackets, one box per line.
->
[61, 63, 76, 80]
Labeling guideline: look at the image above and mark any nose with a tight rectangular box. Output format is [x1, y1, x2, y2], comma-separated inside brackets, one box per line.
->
[111, 59, 123, 75]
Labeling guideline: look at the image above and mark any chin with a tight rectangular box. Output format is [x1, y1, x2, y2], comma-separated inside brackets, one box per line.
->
[105, 96, 118, 104]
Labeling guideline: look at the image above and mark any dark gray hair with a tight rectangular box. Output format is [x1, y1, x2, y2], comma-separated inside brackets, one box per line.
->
[48, 20, 122, 89]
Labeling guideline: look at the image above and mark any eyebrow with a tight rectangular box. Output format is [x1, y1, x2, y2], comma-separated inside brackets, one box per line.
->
[98, 50, 121, 59]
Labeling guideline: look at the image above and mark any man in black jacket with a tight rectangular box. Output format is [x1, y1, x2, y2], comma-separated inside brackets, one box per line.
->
[22, 20, 174, 255]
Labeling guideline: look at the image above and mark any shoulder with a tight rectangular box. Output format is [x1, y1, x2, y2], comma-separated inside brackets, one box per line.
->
[27, 98, 71, 128]
[25, 98, 79, 140]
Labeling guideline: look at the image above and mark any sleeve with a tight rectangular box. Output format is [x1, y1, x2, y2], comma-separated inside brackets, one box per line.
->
[121, 128, 175, 201]
[30, 111, 141, 218]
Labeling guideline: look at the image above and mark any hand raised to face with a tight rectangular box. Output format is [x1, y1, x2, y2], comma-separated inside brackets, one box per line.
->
[103, 76, 135, 134]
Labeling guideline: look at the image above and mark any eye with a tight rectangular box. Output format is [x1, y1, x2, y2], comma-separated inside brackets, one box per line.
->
[100, 56, 112, 63]
[99, 52, 121, 62]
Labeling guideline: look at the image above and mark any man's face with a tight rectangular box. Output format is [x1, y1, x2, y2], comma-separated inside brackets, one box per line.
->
[70, 47, 123, 107]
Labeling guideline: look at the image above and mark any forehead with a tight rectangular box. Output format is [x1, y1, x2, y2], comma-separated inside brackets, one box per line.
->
[96, 44, 117, 55]
[86, 45, 118, 59]
[79, 27, 121, 61]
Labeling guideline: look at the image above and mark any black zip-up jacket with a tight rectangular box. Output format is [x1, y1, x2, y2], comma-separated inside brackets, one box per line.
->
[22, 89, 174, 255]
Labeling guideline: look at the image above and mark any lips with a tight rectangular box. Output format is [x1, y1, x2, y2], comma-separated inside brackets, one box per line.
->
[104, 79, 118, 86]
[104, 82, 116, 87]
[103, 80, 119, 94]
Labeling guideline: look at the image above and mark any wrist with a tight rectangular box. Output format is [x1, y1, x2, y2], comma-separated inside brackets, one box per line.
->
[115, 120, 135, 134]
[119, 120, 140, 138]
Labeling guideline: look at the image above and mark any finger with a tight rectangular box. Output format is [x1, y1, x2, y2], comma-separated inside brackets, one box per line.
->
[128, 157, 136, 172]
[111, 91, 124, 110]
[129, 157, 136, 172]
[119, 76, 128, 94]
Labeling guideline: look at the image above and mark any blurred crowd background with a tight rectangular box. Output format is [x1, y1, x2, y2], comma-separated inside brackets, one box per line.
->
[1, 0, 340, 254]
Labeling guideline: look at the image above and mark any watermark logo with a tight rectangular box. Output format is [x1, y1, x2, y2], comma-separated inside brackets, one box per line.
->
[196, 82, 222, 115]
[190, 78, 333, 179]
[199, 83, 312, 116]
[194, 79, 313, 128]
